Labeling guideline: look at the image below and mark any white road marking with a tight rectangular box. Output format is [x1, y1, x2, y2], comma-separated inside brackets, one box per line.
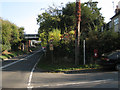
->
[31, 79, 114, 88]
[43, 85, 50, 87]
[1, 50, 42, 69]
[112, 72, 118, 74]
[27, 54, 43, 89]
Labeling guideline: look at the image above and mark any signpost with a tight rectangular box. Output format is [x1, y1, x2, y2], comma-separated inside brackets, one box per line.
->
[49, 40, 54, 63]
[83, 40, 86, 65]
[50, 44, 53, 51]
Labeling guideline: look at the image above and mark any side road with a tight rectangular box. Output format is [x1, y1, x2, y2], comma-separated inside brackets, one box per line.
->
[2, 49, 43, 88]
[2, 49, 42, 67]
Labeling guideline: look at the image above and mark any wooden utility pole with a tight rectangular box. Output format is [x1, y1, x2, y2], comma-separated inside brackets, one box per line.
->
[75, 0, 81, 65]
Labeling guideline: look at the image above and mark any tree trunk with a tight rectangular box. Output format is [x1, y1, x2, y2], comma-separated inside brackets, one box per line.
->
[75, 0, 81, 65]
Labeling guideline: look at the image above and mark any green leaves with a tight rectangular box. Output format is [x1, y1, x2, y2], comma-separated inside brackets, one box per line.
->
[39, 32, 47, 47]
[1, 18, 24, 51]
[48, 29, 61, 46]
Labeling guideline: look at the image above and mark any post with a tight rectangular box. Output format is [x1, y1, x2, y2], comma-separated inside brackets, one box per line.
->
[75, 0, 81, 65]
[49, 40, 54, 64]
[83, 40, 86, 65]
[51, 50, 53, 64]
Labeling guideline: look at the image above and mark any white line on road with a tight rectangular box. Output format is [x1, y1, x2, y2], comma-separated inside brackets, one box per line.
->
[27, 54, 43, 89]
[1, 49, 42, 69]
[31, 79, 114, 88]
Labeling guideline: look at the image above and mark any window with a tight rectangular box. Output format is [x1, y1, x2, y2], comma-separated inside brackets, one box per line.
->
[114, 18, 119, 25]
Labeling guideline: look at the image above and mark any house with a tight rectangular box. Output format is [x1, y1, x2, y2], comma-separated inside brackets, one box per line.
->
[109, 1, 120, 32]
[110, 11, 120, 32]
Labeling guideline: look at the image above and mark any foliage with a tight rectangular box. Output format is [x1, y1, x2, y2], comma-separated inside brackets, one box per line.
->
[1, 18, 24, 51]
[62, 2, 76, 32]
[37, 1, 104, 43]
[39, 32, 47, 47]
[37, 1, 119, 66]
[2, 19, 12, 51]
[48, 29, 61, 46]
[0, 50, 26, 60]
[85, 29, 120, 61]
[37, 54, 100, 72]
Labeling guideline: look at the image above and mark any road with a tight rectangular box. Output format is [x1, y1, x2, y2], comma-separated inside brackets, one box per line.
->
[2, 49, 43, 89]
[1, 49, 119, 89]
[31, 70, 119, 88]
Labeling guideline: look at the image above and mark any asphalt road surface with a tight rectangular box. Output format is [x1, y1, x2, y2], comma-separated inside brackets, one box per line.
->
[1, 49, 120, 89]
[31, 70, 119, 89]
[2, 49, 43, 89]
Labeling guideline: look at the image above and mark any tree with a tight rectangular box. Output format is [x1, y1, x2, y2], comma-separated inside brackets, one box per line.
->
[1, 18, 24, 51]
[37, 5, 62, 45]
[62, 2, 105, 36]
[18, 27, 24, 40]
[37, 1, 105, 65]
[48, 29, 61, 46]
[2, 19, 12, 51]
[62, 2, 76, 33]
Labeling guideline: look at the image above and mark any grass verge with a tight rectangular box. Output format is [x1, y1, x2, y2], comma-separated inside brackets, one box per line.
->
[0, 46, 42, 60]
[37, 54, 100, 72]
[0, 50, 25, 60]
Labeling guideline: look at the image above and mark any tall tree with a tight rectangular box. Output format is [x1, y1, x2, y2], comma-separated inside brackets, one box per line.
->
[62, 2, 104, 36]
[2, 19, 12, 51]
[1, 18, 24, 51]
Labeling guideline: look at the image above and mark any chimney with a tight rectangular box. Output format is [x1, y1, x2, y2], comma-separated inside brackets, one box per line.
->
[115, 1, 120, 14]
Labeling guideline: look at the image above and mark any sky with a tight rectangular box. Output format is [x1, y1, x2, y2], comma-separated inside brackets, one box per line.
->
[1, 0, 120, 34]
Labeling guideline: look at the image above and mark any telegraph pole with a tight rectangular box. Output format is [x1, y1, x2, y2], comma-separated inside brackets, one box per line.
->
[75, 0, 81, 65]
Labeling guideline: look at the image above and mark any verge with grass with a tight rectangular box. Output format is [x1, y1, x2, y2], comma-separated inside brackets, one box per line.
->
[0, 50, 27, 60]
[37, 54, 100, 72]
[0, 46, 42, 60]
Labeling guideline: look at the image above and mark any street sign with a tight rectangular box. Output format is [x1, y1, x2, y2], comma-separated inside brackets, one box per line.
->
[50, 47, 53, 50]
[50, 44, 54, 50]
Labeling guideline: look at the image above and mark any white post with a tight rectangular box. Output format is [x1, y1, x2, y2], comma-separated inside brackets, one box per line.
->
[83, 40, 86, 65]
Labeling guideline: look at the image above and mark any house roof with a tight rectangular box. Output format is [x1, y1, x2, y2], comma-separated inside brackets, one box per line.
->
[111, 11, 120, 19]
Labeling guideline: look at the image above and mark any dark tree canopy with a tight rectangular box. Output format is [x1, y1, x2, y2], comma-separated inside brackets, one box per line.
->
[37, 2, 104, 36]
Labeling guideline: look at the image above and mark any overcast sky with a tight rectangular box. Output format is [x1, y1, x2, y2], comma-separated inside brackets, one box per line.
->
[1, 0, 120, 34]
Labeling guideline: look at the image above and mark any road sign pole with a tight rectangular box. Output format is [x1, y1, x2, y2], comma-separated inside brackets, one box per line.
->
[49, 41, 54, 63]
[83, 40, 86, 65]
[51, 50, 53, 64]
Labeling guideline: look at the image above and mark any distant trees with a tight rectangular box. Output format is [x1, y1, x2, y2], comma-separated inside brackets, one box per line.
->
[1, 18, 24, 51]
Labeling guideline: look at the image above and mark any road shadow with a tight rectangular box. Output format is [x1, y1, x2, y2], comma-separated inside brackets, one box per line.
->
[2, 51, 43, 72]
[2, 54, 28, 66]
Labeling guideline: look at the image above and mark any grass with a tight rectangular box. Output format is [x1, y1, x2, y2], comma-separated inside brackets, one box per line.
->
[0, 50, 26, 60]
[37, 54, 100, 72]
[0, 55, 7, 60]
[0, 46, 42, 60]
